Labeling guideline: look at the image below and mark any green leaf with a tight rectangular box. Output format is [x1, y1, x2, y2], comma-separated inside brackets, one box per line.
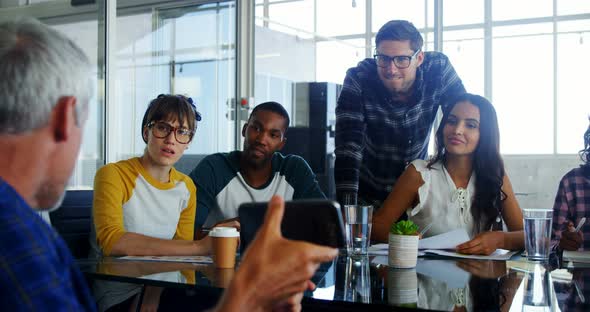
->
[389, 220, 419, 235]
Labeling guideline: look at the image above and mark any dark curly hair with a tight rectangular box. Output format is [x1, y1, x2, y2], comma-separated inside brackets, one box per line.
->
[428, 93, 505, 233]
[250, 101, 290, 130]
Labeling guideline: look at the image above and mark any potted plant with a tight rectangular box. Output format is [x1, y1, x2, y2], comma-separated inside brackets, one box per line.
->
[388, 220, 420, 268]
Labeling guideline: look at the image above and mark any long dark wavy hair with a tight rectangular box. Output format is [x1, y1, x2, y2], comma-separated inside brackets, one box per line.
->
[580, 118, 590, 177]
[428, 93, 506, 233]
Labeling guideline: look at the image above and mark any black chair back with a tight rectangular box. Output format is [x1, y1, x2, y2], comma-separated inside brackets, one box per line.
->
[49, 190, 93, 259]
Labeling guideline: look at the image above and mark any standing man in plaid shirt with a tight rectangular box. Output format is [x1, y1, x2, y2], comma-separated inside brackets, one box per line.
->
[335, 20, 466, 207]
[551, 120, 590, 251]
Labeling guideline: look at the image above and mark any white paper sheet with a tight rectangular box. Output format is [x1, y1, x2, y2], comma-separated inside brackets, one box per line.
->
[370, 252, 426, 265]
[368, 229, 470, 254]
[119, 255, 213, 264]
[563, 251, 590, 263]
[367, 243, 389, 255]
[418, 229, 470, 250]
[368, 228, 470, 255]
[422, 248, 519, 260]
[371, 255, 389, 266]
[368, 229, 517, 260]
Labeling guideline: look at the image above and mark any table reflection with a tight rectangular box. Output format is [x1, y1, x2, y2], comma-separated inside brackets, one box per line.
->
[78, 254, 590, 311]
[388, 268, 417, 308]
[555, 268, 590, 311]
[521, 264, 553, 311]
[341, 255, 372, 304]
[311, 255, 562, 311]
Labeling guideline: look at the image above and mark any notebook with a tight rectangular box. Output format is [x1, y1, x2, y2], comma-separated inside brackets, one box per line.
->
[118, 255, 213, 264]
[368, 228, 519, 261]
[563, 250, 590, 263]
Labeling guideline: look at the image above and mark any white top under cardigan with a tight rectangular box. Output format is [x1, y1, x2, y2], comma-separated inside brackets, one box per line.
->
[406, 159, 476, 238]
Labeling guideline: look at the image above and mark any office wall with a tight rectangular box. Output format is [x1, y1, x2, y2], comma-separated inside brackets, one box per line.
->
[253, 26, 580, 210]
[255, 25, 315, 82]
[505, 155, 582, 210]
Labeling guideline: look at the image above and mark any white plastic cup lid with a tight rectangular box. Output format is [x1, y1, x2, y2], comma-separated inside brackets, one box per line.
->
[208, 227, 240, 238]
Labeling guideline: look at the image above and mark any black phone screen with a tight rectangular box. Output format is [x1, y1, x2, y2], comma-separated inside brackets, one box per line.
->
[238, 200, 346, 253]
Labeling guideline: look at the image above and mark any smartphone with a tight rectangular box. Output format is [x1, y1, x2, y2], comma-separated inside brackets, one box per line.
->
[237, 199, 346, 253]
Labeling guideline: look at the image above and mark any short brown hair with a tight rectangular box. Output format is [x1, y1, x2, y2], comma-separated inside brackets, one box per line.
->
[375, 20, 423, 52]
[140, 94, 200, 143]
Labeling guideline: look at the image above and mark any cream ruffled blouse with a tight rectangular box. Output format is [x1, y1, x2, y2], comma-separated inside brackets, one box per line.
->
[406, 159, 476, 238]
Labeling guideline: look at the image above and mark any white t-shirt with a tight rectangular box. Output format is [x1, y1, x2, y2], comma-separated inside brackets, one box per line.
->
[407, 159, 476, 238]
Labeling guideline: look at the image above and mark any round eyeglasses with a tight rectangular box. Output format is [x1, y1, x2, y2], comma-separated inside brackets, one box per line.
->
[374, 49, 421, 69]
[147, 121, 194, 144]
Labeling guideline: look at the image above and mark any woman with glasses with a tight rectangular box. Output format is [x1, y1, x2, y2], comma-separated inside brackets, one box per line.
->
[372, 93, 524, 256]
[89, 94, 209, 311]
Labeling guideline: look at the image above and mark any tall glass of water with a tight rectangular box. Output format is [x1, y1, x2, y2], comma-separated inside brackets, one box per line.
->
[344, 205, 373, 255]
[523, 209, 553, 261]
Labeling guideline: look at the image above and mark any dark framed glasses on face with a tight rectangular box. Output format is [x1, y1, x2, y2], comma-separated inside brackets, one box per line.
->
[147, 121, 194, 144]
[374, 49, 421, 69]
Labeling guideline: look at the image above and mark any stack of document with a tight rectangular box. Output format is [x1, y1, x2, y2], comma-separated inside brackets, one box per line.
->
[368, 229, 519, 260]
[119, 255, 213, 264]
[563, 250, 590, 263]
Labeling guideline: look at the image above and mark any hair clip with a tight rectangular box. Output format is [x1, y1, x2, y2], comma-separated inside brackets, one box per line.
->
[184, 96, 202, 122]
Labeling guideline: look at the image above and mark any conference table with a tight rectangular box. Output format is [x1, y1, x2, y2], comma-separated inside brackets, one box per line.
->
[78, 251, 588, 311]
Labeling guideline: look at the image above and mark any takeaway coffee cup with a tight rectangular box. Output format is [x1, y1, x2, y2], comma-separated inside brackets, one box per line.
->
[209, 227, 239, 268]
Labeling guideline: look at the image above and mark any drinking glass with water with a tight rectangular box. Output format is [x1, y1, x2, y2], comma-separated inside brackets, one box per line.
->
[523, 209, 553, 261]
[344, 205, 373, 255]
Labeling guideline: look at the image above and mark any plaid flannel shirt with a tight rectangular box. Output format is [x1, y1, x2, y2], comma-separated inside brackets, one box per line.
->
[551, 166, 590, 251]
[335, 52, 465, 204]
[0, 179, 96, 311]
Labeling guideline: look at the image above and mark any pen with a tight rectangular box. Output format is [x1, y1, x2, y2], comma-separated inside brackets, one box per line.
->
[575, 217, 586, 232]
[574, 280, 586, 303]
[420, 222, 433, 236]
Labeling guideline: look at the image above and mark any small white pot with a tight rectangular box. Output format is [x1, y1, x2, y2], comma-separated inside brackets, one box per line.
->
[388, 233, 419, 268]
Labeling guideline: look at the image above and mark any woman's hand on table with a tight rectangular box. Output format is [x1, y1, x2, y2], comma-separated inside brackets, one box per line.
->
[456, 231, 503, 255]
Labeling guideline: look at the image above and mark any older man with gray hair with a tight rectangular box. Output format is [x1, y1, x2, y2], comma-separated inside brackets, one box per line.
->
[0, 18, 96, 310]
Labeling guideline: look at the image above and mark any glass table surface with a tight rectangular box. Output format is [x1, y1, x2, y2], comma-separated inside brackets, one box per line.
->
[78, 252, 590, 311]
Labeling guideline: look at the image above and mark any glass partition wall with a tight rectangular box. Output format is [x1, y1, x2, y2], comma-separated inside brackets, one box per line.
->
[254, 0, 590, 208]
[0, 0, 238, 187]
[255, 0, 590, 155]
[1, 1, 589, 209]
[115, 1, 236, 164]
[0, 0, 106, 188]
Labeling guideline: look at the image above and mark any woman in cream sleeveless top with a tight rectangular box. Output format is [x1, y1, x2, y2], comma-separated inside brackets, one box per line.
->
[372, 93, 524, 255]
